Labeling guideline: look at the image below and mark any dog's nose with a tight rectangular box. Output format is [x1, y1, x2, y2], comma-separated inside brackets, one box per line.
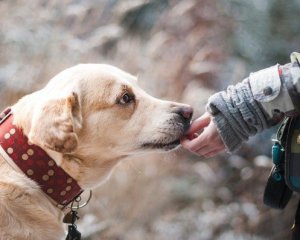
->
[174, 106, 193, 120]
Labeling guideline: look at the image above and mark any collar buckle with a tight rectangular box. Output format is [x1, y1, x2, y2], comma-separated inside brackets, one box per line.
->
[0, 108, 12, 125]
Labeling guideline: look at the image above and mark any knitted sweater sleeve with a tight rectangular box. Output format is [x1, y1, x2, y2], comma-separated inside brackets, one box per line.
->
[206, 52, 300, 152]
[206, 78, 274, 152]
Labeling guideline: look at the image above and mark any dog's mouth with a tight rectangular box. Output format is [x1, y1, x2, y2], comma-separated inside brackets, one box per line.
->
[141, 139, 181, 151]
[140, 118, 191, 151]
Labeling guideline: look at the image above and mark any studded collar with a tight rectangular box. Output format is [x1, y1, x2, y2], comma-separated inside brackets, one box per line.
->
[0, 108, 83, 207]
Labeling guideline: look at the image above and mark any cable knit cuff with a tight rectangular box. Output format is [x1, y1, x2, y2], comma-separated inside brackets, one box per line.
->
[206, 79, 272, 152]
[207, 92, 245, 152]
[212, 112, 243, 152]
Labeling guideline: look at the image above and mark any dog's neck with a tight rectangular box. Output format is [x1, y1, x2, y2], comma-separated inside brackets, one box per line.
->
[0, 110, 84, 206]
[12, 96, 123, 190]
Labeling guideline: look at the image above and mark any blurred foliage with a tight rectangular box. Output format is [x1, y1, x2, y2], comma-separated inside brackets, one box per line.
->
[219, 0, 300, 70]
[120, 0, 169, 34]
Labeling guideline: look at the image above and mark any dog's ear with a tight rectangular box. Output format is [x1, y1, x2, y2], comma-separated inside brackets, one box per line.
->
[28, 92, 82, 153]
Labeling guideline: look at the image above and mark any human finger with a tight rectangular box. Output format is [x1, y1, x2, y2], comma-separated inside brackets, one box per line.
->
[186, 112, 211, 136]
[202, 146, 225, 158]
[181, 124, 211, 152]
[192, 140, 223, 155]
[183, 120, 224, 153]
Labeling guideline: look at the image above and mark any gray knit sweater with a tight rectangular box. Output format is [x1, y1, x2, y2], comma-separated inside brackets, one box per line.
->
[206, 52, 300, 152]
[207, 78, 273, 152]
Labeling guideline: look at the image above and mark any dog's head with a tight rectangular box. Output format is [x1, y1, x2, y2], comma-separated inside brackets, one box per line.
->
[14, 64, 192, 186]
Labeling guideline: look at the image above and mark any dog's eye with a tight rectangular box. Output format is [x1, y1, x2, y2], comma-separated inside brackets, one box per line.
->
[119, 93, 134, 105]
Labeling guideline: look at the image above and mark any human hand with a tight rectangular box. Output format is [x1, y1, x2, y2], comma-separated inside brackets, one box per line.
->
[181, 112, 225, 157]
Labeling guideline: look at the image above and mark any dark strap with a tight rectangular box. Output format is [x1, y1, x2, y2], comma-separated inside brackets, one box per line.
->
[284, 116, 300, 193]
[286, 79, 300, 114]
[292, 200, 300, 240]
[281, 65, 300, 114]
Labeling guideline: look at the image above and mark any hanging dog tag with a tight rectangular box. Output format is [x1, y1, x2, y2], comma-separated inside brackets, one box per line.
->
[66, 225, 81, 240]
[63, 211, 79, 224]
[64, 210, 81, 240]
[63, 212, 74, 224]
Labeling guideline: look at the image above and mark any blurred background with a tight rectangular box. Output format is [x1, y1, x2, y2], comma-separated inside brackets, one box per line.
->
[1, 0, 300, 239]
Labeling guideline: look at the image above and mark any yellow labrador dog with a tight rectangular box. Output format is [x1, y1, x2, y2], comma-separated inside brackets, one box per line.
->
[0, 64, 192, 240]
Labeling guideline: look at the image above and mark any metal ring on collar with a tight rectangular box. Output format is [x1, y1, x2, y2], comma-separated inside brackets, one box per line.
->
[70, 190, 93, 210]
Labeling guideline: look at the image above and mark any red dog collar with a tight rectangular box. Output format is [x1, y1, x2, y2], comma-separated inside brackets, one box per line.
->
[0, 108, 83, 207]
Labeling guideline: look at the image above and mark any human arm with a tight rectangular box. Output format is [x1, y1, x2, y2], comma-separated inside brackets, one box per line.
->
[181, 52, 300, 156]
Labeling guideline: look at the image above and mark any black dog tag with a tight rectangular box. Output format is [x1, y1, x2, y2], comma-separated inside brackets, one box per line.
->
[66, 225, 81, 240]
[63, 211, 79, 224]
[64, 210, 81, 240]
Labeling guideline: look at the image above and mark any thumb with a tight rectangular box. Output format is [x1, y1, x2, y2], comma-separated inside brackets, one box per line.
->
[187, 112, 211, 135]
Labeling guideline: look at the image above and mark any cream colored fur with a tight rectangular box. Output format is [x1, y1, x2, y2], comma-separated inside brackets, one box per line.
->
[0, 64, 192, 240]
